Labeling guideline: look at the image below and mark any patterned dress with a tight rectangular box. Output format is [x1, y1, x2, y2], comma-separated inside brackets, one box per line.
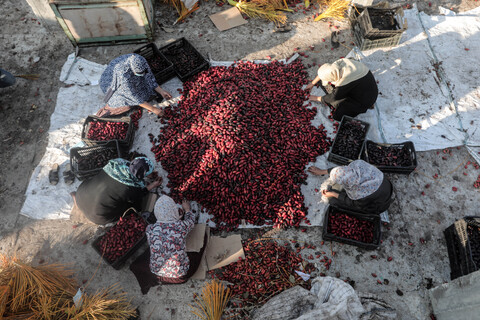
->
[146, 211, 198, 278]
[99, 54, 158, 108]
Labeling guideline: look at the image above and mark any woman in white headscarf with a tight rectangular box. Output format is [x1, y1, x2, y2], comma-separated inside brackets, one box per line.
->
[145, 195, 203, 284]
[308, 160, 393, 213]
[306, 58, 378, 121]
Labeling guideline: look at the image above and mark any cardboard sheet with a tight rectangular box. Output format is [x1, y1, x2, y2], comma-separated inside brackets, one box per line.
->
[205, 235, 245, 270]
[186, 223, 206, 252]
[209, 7, 247, 31]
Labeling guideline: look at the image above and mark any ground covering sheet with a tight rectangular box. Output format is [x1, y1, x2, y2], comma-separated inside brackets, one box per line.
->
[21, 6, 480, 223]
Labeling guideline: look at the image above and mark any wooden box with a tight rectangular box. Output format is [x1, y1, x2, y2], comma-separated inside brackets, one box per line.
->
[49, 0, 155, 47]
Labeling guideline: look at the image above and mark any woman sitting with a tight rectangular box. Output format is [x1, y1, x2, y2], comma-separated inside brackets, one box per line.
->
[306, 58, 378, 121]
[308, 160, 393, 214]
[73, 157, 161, 225]
[97, 53, 172, 117]
[146, 196, 204, 284]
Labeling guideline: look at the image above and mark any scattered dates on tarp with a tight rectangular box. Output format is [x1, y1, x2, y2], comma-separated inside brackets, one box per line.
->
[97, 213, 147, 263]
[87, 121, 129, 141]
[151, 60, 331, 228]
[214, 240, 315, 312]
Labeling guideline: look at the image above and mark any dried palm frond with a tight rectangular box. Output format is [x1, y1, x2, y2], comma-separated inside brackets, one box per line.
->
[0, 255, 77, 314]
[64, 284, 137, 320]
[190, 279, 231, 320]
[228, 0, 287, 25]
[163, 0, 200, 23]
[314, 0, 349, 21]
[14, 74, 40, 80]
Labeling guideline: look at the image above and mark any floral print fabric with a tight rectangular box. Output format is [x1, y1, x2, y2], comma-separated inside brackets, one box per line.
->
[330, 160, 383, 200]
[146, 210, 198, 278]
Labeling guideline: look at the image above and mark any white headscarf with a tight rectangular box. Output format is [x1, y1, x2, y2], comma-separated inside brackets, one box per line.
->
[154, 195, 181, 223]
[317, 58, 369, 87]
[330, 160, 383, 200]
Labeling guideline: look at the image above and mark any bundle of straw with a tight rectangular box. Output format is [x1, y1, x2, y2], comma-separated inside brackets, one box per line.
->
[227, 0, 288, 25]
[163, 0, 199, 23]
[190, 280, 231, 320]
[0, 255, 137, 320]
[314, 0, 349, 21]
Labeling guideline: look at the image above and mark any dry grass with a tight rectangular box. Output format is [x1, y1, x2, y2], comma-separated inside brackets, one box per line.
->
[190, 279, 231, 320]
[314, 0, 349, 21]
[0, 255, 136, 320]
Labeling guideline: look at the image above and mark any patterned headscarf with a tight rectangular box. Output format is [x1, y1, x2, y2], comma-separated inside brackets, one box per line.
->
[330, 160, 383, 200]
[103, 157, 154, 188]
[129, 54, 148, 76]
[317, 58, 369, 87]
[154, 195, 181, 223]
[129, 157, 154, 180]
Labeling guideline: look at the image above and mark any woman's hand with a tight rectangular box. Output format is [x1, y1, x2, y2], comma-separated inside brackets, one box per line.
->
[309, 95, 322, 102]
[182, 199, 191, 212]
[152, 107, 164, 117]
[146, 177, 162, 191]
[322, 190, 339, 198]
[159, 88, 172, 100]
[308, 166, 328, 176]
[305, 82, 314, 91]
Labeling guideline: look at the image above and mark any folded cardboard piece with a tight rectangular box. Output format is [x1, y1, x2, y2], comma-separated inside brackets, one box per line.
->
[209, 7, 247, 31]
[187, 226, 245, 280]
[142, 192, 158, 212]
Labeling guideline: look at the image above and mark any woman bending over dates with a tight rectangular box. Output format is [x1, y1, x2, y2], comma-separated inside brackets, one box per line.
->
[306, 58, 378, 121]
[97, 54, 172, 117]
[72, 157, 161, 225]
[308, 160, 394, 214]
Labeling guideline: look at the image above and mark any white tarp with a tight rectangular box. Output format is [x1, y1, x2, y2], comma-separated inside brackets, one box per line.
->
[21, 5, 480, 222]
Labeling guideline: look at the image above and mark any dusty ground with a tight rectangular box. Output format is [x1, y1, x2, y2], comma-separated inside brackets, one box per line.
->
[1, 0, 480, 319]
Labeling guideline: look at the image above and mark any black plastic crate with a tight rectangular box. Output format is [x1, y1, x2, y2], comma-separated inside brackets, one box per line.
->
[328, 115, 370, 165]
[70, 140, 122, 181]
[81, 115, 134, 151]
[357, 7, 407, 40]
[92, 208, 148, 270]
[159, 37, 210, 82]
[363, 140, 417, 174]
[322, 205, 381, 250]
[444, 217, 480, 280]
[134, 43, 175, 85]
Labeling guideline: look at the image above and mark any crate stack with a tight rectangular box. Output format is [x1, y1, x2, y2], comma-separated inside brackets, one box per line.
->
[350, 6, 407, 51]
[444, 217, 480, 280]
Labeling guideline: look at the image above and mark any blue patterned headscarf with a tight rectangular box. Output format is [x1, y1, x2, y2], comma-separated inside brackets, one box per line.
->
[330, 160, 383, 200]
[103, 157, 154, 188]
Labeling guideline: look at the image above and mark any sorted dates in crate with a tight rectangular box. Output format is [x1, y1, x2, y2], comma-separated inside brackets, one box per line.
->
[328, 211, 374, 243]
[331, 119, 367, 159]
[467, 223, 480, 268]
[146, 55, 171, 74]
[87, 121, 129, 141]
[161, 41, 206, 77]
[77, 149, 117, 171]
[367, 143, 412, 167]
[97, 213, 147, 263]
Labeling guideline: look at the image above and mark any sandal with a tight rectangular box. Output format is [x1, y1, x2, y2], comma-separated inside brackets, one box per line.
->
[49, 164, 59, 185]
[63, 163, 75, 185]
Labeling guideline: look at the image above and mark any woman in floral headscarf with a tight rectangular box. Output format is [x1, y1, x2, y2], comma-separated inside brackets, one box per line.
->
[97, 53, 172, 117]
[306, 58, 378, 121]
[146, 195, 204, 284]
[73, 157, 162, 225]
[308, 160, 394, 213]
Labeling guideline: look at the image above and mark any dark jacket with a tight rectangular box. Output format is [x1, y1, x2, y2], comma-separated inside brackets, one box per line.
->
[76, 170, 147, 225]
